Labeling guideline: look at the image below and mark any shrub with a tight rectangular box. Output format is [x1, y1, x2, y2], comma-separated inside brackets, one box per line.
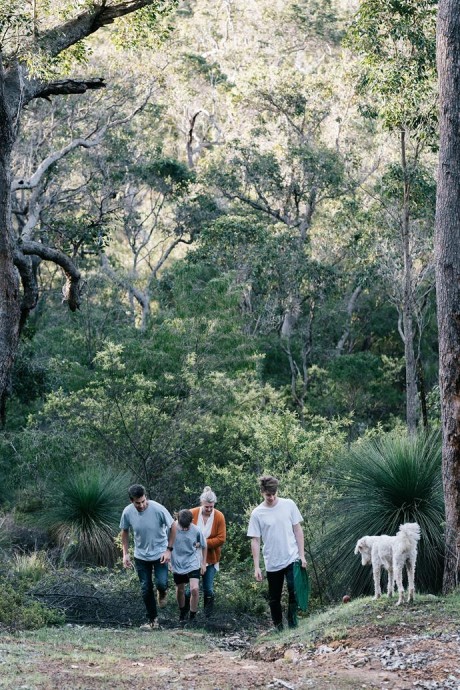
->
[38, 467, 130, 566]
[318, 430, 444, 598]
[0, 577, 64, 630]
[218, 562, 267, 619]
[12, 551, 50, 583]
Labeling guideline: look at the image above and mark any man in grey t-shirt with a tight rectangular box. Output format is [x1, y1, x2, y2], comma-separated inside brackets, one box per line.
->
[120, 484, 176, 629]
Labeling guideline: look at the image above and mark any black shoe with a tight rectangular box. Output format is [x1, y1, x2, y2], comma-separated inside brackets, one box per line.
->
[203, 594, 215, 618]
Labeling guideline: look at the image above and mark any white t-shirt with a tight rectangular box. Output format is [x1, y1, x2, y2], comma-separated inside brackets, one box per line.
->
[247, 497, 303, 572]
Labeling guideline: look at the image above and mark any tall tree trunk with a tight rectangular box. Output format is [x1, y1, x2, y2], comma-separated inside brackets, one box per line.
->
[401, 128, 419, 435]
[435, 0, 460, 594]
[0, 65, 21, 426]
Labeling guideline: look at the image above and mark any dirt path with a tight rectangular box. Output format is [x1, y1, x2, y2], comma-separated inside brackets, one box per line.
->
[3, 622, 460, 690]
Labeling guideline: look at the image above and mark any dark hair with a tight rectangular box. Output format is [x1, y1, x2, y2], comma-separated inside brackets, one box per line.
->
[178, 509, 193, 528]
[259, 475, 279, 494]
[128, 484, 146, 500]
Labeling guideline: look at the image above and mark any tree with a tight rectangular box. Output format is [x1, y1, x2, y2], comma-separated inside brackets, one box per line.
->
[0, 0, 175, 422]
[435, 0, 460, 593]
[346, 0, 437, 434]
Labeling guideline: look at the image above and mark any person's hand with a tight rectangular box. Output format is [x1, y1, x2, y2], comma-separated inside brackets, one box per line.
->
[160, 550, 171, 564]
[201, 563, 207, 576]
[300, 557, 307, 569]
[254, 567, 263, 582]
[123, 554, 133, 569]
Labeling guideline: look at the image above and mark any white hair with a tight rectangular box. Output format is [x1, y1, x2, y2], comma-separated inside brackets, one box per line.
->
[200, 486, 217, 503]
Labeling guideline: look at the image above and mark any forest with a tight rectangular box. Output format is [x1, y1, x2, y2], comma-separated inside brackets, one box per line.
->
[0, 0, 459, 632]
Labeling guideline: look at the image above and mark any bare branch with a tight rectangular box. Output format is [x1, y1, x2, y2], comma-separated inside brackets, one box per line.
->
[20, 241, 82, 311]
[14, 86, 153, 197]
[37, 1, 171, 59]
[31, 78, 106, 101]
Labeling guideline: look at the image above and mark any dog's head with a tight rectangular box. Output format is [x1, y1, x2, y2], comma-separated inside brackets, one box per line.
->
[354, 537, 372, 565]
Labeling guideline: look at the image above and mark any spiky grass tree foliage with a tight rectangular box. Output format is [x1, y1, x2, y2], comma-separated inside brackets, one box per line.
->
[319, 431, 444, 599]
[41, 469, 129, 567]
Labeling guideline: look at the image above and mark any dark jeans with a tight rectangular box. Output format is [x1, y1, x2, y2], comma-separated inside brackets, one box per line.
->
[266, 562, 298, 628]
[202, 564, 217, 597]
[134, 557, 169, 622]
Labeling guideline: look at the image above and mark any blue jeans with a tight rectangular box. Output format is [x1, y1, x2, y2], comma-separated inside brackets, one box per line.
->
[202, 564, 217, 597]
[134, 557, 169, 621]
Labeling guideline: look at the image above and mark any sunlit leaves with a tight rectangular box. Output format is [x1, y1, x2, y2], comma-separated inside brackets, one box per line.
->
[345, 0, 437, 138]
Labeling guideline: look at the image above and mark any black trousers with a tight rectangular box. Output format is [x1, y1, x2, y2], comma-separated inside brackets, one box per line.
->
[266, 562, 298, 628]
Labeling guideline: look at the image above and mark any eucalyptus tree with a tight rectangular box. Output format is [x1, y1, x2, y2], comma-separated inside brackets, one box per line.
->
[346, 0, 437, 434]
[435, 0, 460, 593]
[0, 0, 176, 422]
[204, 72, 354, 417]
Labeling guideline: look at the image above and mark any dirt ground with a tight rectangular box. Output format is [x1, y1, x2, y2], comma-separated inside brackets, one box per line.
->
[2, 619, 460, 690]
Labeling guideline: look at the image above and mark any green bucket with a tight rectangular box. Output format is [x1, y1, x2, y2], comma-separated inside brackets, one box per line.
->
[293, 560, 310, 612]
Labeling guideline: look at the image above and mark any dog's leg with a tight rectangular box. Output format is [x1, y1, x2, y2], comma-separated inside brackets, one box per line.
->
[387, 566, 394, 597]
[406, 559, 415, 602]
[394, 562, 404, 605]
[373, 563, 382, 599]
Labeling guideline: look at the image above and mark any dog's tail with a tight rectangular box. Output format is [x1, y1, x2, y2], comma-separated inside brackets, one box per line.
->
[398, 522, 421, 543]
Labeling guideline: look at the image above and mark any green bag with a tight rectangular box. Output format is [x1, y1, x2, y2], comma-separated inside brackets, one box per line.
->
[293, 560, 310, 612]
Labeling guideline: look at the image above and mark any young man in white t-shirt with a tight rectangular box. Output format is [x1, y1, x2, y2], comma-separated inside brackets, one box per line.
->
[247, 475, 307, 630]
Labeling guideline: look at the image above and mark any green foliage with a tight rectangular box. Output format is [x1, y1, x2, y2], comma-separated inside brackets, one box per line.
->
[345, 0, 437, 138]
[136, 157, 196, 194]
[288, 0, 344, 44]
[38, 467, 130, 567]
[218, 564, 267, 617]
[377, 162, 436, 217]
[0, 0, 34, 55]
[306, 353, 404, 426]
[195, 408, 347, 584]
[0, 576, 64, 630]
[112, 0, 178, 48]
[319, 430, 444, 598]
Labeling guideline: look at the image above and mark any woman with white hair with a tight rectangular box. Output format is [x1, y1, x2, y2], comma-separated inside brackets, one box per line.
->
[190, 485, 226, 617]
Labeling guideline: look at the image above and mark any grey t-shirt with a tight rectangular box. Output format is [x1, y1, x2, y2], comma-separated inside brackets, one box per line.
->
[170, 523, 206, 575]
[119, 500, 174, 560]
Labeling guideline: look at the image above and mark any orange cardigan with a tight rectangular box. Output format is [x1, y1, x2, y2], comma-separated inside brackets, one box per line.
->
[191, 507, 226, 565]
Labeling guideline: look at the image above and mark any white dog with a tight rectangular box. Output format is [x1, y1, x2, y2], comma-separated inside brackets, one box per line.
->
[354, 522, 421, 605]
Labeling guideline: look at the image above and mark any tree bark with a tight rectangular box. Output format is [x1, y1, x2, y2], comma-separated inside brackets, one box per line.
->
[0, 58, 21, 425]
[435, 0, 460, 593]
[401, 128, 419, 435]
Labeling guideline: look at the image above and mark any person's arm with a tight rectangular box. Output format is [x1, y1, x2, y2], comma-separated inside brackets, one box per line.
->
[201, 542, 208, 575]
[121, 529, 132, 568]
[251, 536, 263, 581]
[293, 522, 307, 568]
[160, 521, 177, 564]
[206, 513, 226, 550]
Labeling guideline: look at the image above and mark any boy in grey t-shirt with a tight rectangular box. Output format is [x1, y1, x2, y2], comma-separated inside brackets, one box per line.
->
[171, 509, 207, 625]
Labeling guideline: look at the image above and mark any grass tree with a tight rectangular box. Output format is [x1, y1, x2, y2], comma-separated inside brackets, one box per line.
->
[319, 430, 444, 599]
[40, 468, 129, 567]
